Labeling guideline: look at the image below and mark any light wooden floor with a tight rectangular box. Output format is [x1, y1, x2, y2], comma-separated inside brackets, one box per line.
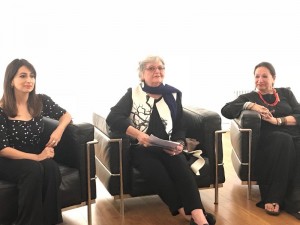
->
[60, 132, 300, 225]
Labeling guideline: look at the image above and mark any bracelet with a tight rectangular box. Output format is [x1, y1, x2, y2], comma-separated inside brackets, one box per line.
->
[249, 102, 256, 110]
[277, 117, 282, 126]
[281, 117, 286, 125]
[243, 102, 251, 110]
[177, 140, 186, 149]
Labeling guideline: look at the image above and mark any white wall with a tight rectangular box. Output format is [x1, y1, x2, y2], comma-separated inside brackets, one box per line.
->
[1, 0, 300, 123]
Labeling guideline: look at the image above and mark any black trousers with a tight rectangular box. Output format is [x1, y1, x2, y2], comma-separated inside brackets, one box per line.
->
[0, 158, 62, 225]
[131, 146, 204, 215]
[255, 131, 300, 211]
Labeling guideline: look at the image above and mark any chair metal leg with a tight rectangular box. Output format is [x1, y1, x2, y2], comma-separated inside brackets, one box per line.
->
[86, 140, 98, 225]
[214, 130, 227, 204]
[118, 139, 124, 217]
[247, 129, 253, 200]
[238, 128, 253, 199]
[110, 138, 124, 217]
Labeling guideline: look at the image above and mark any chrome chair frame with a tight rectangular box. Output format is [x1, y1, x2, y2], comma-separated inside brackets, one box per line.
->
[236, 128, 256, 199]
[61, 139, 98, 225]
[114, 129, 227, 217]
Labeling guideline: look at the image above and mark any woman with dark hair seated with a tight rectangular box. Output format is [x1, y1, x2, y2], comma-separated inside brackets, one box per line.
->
[0, 58, 72, 225]
[221, 61, 300, 220]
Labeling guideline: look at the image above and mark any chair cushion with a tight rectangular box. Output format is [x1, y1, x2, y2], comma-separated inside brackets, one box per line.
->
[0, 180, 18, 222]
[0, 164, 81, 222]
[59, 165, 81, 208]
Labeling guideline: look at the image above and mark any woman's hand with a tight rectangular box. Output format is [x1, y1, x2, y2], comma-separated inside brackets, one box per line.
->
[137, 132, 150, 147]
[164, 144, 183, 156]
[253, 105, 278, 125]
[251, 103, 273, 118]
[261, 113, 278, 125]
[46, 112, 72, 147]
[37, 147, 55, 161]
[46, 129, 63, 147]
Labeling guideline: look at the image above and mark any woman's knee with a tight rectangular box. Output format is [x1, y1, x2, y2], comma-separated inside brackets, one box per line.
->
[41, 159, 61, 183]
[272, 131, 293, 143]
[20, 160, 43, 184]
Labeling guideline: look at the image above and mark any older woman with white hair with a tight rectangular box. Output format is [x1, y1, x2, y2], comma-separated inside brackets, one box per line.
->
[106, 56, 215, 225]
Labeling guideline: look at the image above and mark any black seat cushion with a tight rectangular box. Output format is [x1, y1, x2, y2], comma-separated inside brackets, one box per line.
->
[0, 164, 81, 222]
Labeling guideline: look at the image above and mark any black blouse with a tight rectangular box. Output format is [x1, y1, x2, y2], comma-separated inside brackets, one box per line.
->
[221, 88, 300, 134]
[0, 94, 66, 153]
[106, 87, 186, 142]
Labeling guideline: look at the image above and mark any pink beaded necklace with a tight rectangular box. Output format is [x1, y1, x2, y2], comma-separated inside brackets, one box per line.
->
[257, 88, 280, 106]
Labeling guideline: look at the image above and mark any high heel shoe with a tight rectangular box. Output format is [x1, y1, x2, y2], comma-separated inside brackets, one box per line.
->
[190, 213, 216, 225]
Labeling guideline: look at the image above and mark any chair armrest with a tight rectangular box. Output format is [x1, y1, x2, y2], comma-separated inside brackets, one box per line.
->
[183, 106, 224, 183]
[233, 110, 261, 132]
[230, 110, 261, 161]
[41, 117, 96, 200]
[183, 106, 222, 158]
[93, 112, 132, 195]
[230, 110, 261, 180]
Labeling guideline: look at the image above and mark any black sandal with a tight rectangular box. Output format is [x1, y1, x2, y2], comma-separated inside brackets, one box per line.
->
[205, 213, 216, 225]
[190, 213, 216, 225]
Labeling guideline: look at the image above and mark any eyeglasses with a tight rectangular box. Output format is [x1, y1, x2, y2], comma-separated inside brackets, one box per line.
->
[145, 66, 165, 72]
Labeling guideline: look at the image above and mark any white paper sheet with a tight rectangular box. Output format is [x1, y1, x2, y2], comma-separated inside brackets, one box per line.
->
[148, 134, 180, 151]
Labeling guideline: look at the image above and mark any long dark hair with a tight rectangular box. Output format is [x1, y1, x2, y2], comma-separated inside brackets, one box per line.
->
[254, 62, 276, 78]
[0, 58, 42, 117]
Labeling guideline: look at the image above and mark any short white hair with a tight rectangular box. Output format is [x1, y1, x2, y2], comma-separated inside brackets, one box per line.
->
[138, 56, 165, 81]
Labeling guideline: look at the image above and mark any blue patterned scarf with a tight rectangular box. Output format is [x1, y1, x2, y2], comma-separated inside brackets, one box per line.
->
[141, 82, 180, 122]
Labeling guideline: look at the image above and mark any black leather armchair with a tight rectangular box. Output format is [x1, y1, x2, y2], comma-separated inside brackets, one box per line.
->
[230, 110, 261, 198]
[0, 117, 97, 225]
[93, 106, 226, 215]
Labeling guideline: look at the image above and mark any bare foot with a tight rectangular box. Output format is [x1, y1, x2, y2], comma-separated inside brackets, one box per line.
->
[265, 203, 280, 215]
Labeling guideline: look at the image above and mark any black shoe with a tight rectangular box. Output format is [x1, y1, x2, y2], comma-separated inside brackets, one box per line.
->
[190, 218, 209, 225]
[190, 213, 216, 225]
[190, 218, 206, 225]
[205, 213, 216, 225]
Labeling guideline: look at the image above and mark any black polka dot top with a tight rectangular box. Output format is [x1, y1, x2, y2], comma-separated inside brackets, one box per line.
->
[0, 94, 66, 153]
